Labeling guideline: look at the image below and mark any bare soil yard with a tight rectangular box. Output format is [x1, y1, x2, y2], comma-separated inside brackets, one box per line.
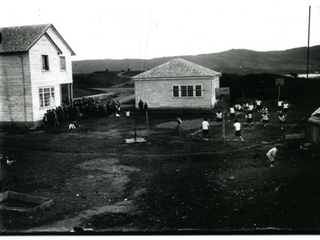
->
[1, 72, 320, 235]
[0, 95, 320, 234]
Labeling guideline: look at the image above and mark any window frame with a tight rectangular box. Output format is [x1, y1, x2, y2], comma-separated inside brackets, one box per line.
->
[60, 56, 66, 71]
[39, 86, 55, 109]
[42, 55, 50, 71]
[172, 84, 203, 98]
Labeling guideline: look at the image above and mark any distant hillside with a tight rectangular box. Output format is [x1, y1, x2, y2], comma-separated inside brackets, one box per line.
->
[72, 45, 320, 75]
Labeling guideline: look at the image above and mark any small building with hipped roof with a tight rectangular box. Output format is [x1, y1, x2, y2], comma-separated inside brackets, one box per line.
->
[305, 107, 320, 157]
[132, 58, 221, 110]
[0, 23, 75, 129]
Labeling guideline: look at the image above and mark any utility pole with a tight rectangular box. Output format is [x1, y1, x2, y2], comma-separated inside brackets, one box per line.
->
[307, 5, 311, 80]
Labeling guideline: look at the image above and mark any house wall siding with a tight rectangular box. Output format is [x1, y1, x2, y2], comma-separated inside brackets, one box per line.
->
[46, 27, 73, 84]
[0, 52, 33, 125]
[29, 31, 73, 125]
[135, 77, 219, 109]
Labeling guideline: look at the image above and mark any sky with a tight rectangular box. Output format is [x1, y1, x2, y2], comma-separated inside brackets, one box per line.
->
[1, 0, 320, 60]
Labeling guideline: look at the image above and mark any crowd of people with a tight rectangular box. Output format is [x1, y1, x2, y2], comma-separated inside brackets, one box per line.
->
[43, 98, 122, 128]
[176, 99, 291, 168]
[227, 99, 290, 130]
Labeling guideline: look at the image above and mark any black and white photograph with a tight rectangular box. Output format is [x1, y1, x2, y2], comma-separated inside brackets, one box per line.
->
[1, 0, 320, 237]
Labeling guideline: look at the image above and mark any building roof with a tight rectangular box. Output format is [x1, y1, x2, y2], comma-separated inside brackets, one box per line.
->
[132, 58, 221, 79]
[308, 107, 320, 125]
[0, 23, 75, 55]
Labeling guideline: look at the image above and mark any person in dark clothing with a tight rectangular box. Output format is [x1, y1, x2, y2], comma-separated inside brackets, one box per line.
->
[139, 100, 144, 111]
[144, 102, 148, 112]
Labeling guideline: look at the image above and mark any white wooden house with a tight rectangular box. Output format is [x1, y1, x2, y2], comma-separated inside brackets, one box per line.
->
[0, 24, 75, 129]
[132, 58, 221, 110]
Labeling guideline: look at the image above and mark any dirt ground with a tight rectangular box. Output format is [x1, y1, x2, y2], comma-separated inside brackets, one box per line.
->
[0, 96, 320, 235]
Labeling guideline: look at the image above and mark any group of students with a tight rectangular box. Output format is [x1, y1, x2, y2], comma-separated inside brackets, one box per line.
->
[176, 99, 290, 168]
[229, 99, 290, 129]
[43, 98, 123, 129]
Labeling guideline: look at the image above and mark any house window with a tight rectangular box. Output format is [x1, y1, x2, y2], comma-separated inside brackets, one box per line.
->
[172, 85, 203, 98]
[195, 85, 202, 97]
[39, 87, 55, 108]
[173, 86, 179, 97]
[188, 86, 194, 97]
[42, 55, 49, 70]
[181, 86, 187, 97]
[60, 56, 66, 70]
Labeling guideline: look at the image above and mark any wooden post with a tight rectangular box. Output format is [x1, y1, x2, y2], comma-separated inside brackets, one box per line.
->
[146, 111, 149, 137]
[222, 106, 226, 143]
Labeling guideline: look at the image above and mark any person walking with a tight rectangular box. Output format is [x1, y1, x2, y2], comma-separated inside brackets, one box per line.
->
[234, 119, 244, 141]
[266, 144, 282, 168]
[201, 118, 210, 141]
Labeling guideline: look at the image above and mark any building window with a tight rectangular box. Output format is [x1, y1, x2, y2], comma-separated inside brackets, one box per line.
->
[195, 85, 202, 97]
[181, 86, 187, 97]
[173, 86, 179, 97]
[172, 85, 202, 98]
[188, 86, 194, 97]
[39, 87, 55, 108]
[42, 55, 49, 70]
[60, 56, 66, 70]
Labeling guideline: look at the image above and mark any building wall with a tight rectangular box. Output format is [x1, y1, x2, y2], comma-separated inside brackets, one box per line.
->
[211, 76, 220, 107]
[0, 27, 74, 129]
[134, 76, 219, 109]
[46, 27, 73, 85]
[29, 32, 73, 127]
[0, 52, 33, 127]
[311, 125, 320, 157]
[305, 123, 320, 157]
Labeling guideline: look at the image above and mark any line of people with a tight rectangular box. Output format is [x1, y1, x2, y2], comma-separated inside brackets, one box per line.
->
[43, 98, 122, 128]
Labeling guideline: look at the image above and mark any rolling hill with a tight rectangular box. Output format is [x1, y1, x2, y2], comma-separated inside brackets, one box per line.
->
[72, 45, 320, 75]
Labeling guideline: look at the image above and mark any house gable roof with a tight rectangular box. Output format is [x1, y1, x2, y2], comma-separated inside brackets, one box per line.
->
[0, 23, 75, 55]
[132, 58, 221, 79]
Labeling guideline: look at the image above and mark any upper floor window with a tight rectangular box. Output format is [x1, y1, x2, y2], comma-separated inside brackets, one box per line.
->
[60, 56, 66, 70]
[42, 55, 49, 71]
[172, 85, 203, 98]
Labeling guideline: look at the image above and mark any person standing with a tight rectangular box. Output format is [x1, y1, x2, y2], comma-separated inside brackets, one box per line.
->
[176, 115, 182, 136]
[139, 100, 144, 112]
[201, 118, 210, 141]
[246, 112, 253, 129]
[266, 144, 282, 168]
[229, 105, 235, 121]
[216, 110, 223, 125]
[247, 102, 254, 114]
[278, 113, 286, 129]
[261, 112, 269, 127]
[144, 102, 148, 112]
[277, 100, 283, 113]
[234, 119, 244, 141]
[256, 99, 262, 113]
[282, 100, 290, 116]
